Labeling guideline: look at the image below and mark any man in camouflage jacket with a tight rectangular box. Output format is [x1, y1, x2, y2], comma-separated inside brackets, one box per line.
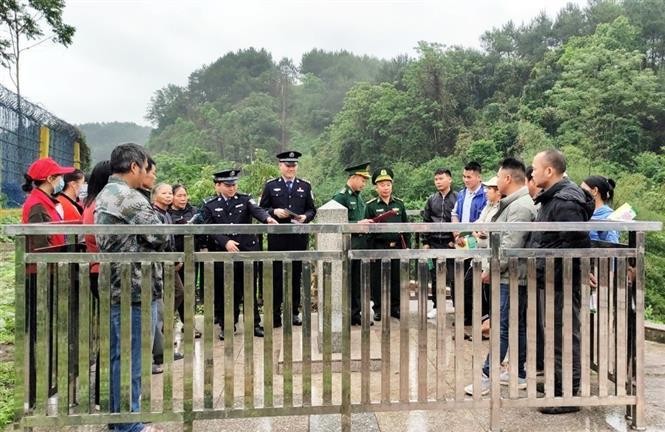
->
[94, 143, 167, 432]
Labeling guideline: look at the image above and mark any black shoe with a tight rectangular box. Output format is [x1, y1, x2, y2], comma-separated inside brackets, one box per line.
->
[273, 317, 283, 328]
[390, 309, 400, 319]
[219, 325, 237, 340]
[373, 312, 381, 321]
[254, 326, 265, 337]
[351, 316, 374, 326]
[174, 352, 184, 361]
[292, 315, 302, 326]
[538, 406, 580, 415]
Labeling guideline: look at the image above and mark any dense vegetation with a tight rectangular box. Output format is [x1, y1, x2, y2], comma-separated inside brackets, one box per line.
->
[143, 1, 665, 320]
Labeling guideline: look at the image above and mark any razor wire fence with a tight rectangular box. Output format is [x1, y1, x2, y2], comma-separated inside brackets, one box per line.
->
[0, 83, 81, 207]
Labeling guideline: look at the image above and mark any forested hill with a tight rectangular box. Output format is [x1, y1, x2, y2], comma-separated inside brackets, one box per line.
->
[144, 0, 665, 322]
[78, 122, 152, 164]
[145, 0, 665, 204]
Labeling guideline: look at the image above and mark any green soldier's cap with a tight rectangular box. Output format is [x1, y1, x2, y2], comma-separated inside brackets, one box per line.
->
[344, 162, 370, 179]
[372, 167, 394, 184]
[276, 150, 302, 166]
[213, 168, 241, 185]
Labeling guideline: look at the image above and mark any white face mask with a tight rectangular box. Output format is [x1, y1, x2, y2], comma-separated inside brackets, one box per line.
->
[53, 177, 65, 195]
[78, 183, 88, 200]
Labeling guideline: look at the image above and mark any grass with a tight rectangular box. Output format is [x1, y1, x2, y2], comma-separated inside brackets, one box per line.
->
[0, 246, 15, 429]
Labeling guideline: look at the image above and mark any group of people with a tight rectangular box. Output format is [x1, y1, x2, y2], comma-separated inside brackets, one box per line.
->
[20, 142, 620, 429]
[334, 150, 619, 415]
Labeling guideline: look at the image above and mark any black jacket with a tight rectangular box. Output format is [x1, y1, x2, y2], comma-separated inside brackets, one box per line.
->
[259, 177, 317, 224]
[168, 204, 199, 252]
[530, 178, 595, 289]
[200, 193, 271, 252]
[421, 189, 457, 246]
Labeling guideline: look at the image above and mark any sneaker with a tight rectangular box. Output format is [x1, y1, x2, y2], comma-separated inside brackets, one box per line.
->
[464, 373, 490, 396]
[427, 308, 437, 319]
[499, 371, 527, 389]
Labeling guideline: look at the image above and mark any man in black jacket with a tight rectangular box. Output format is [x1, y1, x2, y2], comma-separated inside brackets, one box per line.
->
[529, 149, 594, 414]
[421, 168, 457, 319]
[200, 169, 278, 340]
[259, 151, 317, 327]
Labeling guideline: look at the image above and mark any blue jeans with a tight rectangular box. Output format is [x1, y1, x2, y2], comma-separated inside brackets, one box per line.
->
[483, 283, 527, 379]
[110, 302, 156, 432]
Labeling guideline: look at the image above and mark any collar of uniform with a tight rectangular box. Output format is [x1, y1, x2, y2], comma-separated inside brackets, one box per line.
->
[379, 195, 395, 205]
[281, 177, 297, 184]
[346, 184, 358, 195]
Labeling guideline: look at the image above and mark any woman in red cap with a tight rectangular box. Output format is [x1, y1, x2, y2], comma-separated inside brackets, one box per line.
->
[21, 156, 74, 407]
[21, 157, 75, 250]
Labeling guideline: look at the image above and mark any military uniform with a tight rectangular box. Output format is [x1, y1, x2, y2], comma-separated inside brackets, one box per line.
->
[365, 168, 410, 319]
[199, 169, 272, 338]
[332, 162, 370, 325]
[259, 151, 317, 327]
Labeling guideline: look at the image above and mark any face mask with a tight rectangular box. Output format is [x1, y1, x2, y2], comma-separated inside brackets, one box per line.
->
[53, 177, 65, 195]
[78, 184, 88, 201]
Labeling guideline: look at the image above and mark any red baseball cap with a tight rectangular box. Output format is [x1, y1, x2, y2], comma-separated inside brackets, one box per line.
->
[26, 157, 75, 181]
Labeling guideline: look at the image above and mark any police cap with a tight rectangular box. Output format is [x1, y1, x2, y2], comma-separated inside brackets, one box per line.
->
[213, 168, 241, 185]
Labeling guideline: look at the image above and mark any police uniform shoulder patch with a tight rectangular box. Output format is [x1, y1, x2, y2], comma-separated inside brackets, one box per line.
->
[266, 177, 278, 184]
[298, 177, 311, 185]
[202, 196, 216, 204]
[366, 197, 378, 204]
[338, 188, 346, 194]
[392, 196, 404, 203]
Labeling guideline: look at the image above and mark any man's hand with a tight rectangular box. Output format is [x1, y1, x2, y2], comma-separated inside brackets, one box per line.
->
[274, 208, 289, 218]
[589, 272, 598, 289]
[266, 217, 279, 225]
[295, 214, 307, 223]
[455, 235, 466, 247]
[481, 271, 490, 284]
[175, 262, 183, 271]
[422, 244, 430, 249]
[200, 247, 208, 253]
[225, 240, 240, 252]
[357, 218, 374, 224]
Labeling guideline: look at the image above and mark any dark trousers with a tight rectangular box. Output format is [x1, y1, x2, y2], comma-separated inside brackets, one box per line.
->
[369, 242, 401, 314]
[267, 233, 307, 321]
[451, 259, 490, 325]
[350, 259, 362, 320]
[213, 260, 261, 329]
[553, 285, 581, 395]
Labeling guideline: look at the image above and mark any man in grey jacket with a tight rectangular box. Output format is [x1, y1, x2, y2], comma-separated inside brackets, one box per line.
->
[465, 157, 537, 396]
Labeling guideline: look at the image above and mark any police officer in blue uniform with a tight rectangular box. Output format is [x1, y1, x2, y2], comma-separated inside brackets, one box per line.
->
[259, 151, 317, 327]
[199, 169, 278, 340]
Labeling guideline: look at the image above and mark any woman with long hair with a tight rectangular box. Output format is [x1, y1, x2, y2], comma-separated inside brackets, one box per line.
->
[581, 175, 619, 243]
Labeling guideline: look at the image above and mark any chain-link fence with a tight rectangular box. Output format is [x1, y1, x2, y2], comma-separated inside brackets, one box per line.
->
[0, 83, 81, 207]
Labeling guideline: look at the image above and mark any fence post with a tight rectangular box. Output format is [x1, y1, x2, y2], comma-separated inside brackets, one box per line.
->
[13, 235, 27, 426]
[341, 232, 351, 432]
[489, 232, 501, 431]
[73, 142, 81, 168]
[39, 126, 49, 158]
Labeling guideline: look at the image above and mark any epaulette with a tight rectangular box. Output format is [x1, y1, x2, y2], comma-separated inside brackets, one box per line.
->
[265, 177, 278, 183]
[337, 188, 347, 194]
[393, 196, 404, 202]
[366, 197, 378, 204]
[297, 177, 311, 185]
[202, 196, 216, 204]
[237, 192, 249, 198]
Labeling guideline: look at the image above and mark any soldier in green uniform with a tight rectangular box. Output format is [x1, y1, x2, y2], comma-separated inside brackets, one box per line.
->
[332, 162, 372, 325]
[364, 167, 410, 320]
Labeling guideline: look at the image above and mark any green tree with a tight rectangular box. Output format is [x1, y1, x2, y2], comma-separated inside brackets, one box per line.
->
[543, 17, 665, 165]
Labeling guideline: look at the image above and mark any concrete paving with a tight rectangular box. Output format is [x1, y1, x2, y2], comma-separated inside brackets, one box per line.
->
[22, 299, 665, 431]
